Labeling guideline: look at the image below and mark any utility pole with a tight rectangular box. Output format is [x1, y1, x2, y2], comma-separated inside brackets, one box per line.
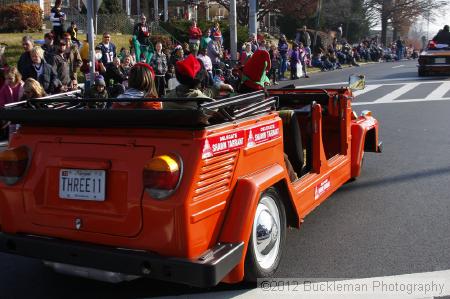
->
[230, 0, 237, 60]
[249, 0, 257, 36]
[164, 0, 168, 21]
[86, 0, 96, 85]
[154, 0, 159, 23]
[313, 0, 323, 49]
[205, 0, 209, 21]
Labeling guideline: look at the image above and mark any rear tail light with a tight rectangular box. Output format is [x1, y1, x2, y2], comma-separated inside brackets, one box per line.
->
[428, 40, 436, 49]
[361, 110, 372, 117]
[143, 154, 183, 199]
[0, 146, 29, 185]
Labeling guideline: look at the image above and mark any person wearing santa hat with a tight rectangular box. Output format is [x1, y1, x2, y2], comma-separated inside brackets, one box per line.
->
[239, 49, 271, 93]
[188, 20, 202, 56]
[164, 54, 233, 110]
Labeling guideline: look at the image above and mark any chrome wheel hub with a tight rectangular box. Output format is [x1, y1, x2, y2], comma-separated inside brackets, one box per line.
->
[252, 195, 281, 269]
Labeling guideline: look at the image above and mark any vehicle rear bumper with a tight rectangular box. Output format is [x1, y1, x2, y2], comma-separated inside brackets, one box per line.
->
[418, 64, 450, 73]
[0, 233, 244, 287]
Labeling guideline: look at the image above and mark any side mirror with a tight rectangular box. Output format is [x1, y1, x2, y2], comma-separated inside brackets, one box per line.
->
[349, 74, 366, 90]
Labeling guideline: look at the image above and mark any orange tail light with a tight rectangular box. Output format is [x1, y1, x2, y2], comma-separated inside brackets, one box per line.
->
[0, 146, 29, 185]
[143, 154, 183, 199]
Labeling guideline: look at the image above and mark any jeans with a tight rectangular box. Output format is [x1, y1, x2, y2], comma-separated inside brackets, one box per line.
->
[396, 48, 403, 60]
[279, 56, 287, 78]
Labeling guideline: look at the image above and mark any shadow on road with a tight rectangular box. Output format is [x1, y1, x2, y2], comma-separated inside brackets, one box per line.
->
[344, 166, 450, 191]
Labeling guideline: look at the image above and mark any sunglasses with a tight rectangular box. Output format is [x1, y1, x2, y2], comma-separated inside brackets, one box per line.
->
[104, 36, 111, 38]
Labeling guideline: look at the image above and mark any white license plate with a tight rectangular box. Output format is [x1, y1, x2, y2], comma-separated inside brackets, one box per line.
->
[59, 169, 106, 201]
[435, 58, 446, 64]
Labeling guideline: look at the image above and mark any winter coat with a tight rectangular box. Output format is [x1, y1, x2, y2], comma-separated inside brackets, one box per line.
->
[207, 40, 222, 65]
[65, 45, 83, 80]
[296, 30, 311, 47]
[17, 52, 33, 81]
[104, 64, 127, 85]
[150, 52, 168, 76]
[31, 61, 61, 94]
[164, 84, 215, 110]
[278, 40, 289, 58]
[0, 82, 23, 107]
[133, 22, 151, 45]
[53, 53, 71, 86]
[113, 88, 161, 109]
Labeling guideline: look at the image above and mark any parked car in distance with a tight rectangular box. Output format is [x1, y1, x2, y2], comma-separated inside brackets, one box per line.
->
[418, 40, 450, 76]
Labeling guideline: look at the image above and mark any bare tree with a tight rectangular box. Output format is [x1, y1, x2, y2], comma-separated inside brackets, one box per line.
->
[364, 0, 447, 45]
[213, 0, 316, 26]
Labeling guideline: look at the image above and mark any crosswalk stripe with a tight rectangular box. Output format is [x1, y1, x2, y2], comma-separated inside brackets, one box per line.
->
[374, 83, 420, 103]
[352, 84, 382, 96]
[425, 81, 450, 100]
[353, 97, 450, 106]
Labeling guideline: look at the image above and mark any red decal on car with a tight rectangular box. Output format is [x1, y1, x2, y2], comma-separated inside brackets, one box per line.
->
[315, 177, 331, 200]
[202, 130, 245, 159]
[247, 122, 280, 148]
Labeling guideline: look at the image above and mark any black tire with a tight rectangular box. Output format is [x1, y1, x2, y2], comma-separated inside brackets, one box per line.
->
[418, 69, 426, 77]
[244, 187, 286, 281]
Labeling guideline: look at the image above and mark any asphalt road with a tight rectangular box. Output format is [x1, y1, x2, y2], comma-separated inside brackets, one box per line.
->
[2, 59, 450, 298]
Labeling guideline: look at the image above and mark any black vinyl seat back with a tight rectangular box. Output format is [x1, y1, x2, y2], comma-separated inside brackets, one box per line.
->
[279, 110, 305, 176]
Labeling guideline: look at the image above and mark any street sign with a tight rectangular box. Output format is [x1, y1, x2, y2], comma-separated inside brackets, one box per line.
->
[81, 0, 103, 12]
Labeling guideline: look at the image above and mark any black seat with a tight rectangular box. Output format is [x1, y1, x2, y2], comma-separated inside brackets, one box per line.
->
[279, 110, 305, 176]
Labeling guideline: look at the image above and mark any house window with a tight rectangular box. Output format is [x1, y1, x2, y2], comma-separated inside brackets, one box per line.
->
[176, 6, 184, 18]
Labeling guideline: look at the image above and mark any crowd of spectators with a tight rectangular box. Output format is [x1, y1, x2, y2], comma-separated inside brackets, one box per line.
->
[0, 16, 422, 108]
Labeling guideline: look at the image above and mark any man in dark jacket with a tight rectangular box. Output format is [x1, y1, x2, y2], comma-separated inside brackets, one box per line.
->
[133, 14, 151, 46]
[52, 40, 72, 91]
[17, 36, 34, 81]
[104, 57, 127, 86]
[433, 25, 450, 45]
[296, 26, 312, 54]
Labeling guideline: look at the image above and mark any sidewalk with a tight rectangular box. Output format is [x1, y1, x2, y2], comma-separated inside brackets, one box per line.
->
[280, 61, 378, 83]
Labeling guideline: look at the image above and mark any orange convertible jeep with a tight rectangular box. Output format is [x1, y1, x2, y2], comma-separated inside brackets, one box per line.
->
[0, 88, 381, 287]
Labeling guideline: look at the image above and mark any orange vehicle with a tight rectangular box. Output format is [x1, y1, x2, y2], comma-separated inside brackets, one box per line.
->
[0, 88, 381, 287]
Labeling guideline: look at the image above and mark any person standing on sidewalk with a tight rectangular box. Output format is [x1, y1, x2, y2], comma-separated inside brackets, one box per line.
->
[17, 36, 34, 81]
[298, 42, 309, 78]
[50, 0, 66, 43]
[150, 42, 168, 96]
[133, 14, 151, 47]
[296, 26, 312, 59]
[278, 34, 289, 80]
[290, 43, 300, 80]
[395, 37, 404, 60]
